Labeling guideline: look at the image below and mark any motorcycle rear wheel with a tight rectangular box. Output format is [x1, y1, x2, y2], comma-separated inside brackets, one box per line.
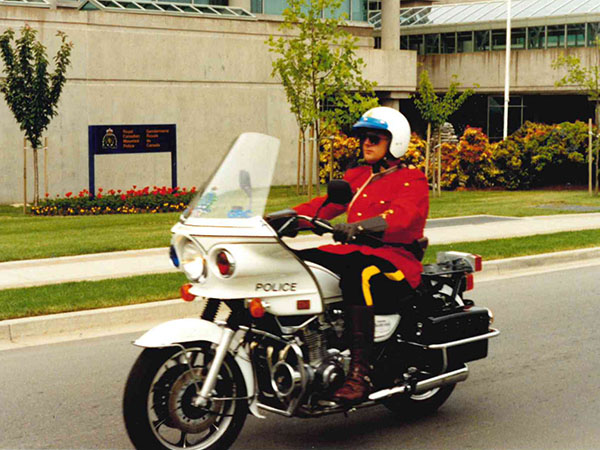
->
[382, 384, 455, 420]
[123, 342, 248, 450]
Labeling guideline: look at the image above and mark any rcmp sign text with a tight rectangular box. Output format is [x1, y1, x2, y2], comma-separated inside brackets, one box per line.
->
[89, 124, 175, 154]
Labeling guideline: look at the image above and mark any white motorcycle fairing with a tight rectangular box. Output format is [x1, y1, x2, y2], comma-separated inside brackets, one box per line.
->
[172, 218, 326, 316]
[133, 318, 263, 417]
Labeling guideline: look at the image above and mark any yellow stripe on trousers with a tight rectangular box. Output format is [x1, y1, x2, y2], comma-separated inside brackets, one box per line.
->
[361, 266, 405, 307]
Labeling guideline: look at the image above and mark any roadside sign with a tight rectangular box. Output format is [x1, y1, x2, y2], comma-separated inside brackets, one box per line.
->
[88, 124, 177, 196]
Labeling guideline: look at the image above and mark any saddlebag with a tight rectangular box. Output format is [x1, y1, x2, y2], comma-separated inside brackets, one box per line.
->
[401, 306, 491, 368]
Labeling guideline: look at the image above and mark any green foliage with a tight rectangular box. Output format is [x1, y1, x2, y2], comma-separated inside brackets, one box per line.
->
[319, 132, 360, 182]
[491, 121, 595, 189]
[442, 127, 497, 190]
[31, 186, 196, 216]
[0, 25, 73, 205]
[403, 122, 594, 190]
[413, 70, 474, 128]
[0, 25, 73, 150]
[267, 0, 378, 135]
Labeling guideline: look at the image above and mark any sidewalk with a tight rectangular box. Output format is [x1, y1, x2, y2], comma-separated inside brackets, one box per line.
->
[2, 213, 600, 348]
[2, 213, 600, 290]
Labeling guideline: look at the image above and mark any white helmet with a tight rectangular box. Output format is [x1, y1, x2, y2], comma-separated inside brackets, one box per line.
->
[352, 106, 411, 158]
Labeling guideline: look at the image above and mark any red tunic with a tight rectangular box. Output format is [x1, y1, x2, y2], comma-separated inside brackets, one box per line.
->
[293, 165, 429, 288]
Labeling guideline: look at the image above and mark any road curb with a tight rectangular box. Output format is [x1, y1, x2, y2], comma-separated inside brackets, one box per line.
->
[482, 246, 600, 275]
[0, 298, 202, 346]
[1, 246, 600, 346]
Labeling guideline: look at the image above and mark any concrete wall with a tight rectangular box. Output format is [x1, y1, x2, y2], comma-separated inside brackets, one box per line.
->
[420, 47, 597, 93]
[0, 7, 416, 203]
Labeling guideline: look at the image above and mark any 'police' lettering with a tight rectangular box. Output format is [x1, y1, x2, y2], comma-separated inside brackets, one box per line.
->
[255, 282, 297, 292]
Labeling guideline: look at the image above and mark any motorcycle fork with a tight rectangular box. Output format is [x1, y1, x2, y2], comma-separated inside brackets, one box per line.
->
[192, 324, 236, 407]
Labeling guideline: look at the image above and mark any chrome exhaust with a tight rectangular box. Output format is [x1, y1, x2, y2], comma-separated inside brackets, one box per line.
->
[368, 365, 469, 401]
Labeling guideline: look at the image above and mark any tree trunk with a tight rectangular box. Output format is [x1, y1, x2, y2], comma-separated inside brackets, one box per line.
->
[329, 135, 334, 182]
[425, 122, 431, 181]
[589, 118, 593, 196]
[315, 121, 320, 197]
[44, 137, 48, 198]
[594, 100, 600, 195]
[33, 146, 39, 206]
[308, 124, 314, 199]
[437, 129, 442, 197]
[297, 129, 302, 195]
[302, 130, 307, 195]
[23, 138, 27, 214]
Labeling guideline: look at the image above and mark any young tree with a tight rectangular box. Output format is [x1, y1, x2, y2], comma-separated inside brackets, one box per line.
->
[553, 42, 600, 195]
[413, 69, 473, 196]
[267, 0, 377, 197]
[0, 25, 73, 207]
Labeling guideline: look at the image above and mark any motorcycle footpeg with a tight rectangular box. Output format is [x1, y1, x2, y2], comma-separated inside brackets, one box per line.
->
[317, 399, 340, 409]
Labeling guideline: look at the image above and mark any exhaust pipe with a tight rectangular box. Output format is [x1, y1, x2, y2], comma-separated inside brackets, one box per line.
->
[369, 365, 469, 401]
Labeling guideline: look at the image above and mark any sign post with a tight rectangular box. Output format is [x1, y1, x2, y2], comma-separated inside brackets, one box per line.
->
[88, 124, 177, 196]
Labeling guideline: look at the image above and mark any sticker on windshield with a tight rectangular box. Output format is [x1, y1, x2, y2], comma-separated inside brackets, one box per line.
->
[192, 188, 218, 216]
[227, 206, 252, 218]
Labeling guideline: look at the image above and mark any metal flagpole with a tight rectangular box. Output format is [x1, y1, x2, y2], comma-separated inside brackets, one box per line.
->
[503, 0, 511, 140]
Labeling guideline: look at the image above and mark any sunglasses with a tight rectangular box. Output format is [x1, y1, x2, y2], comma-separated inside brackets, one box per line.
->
[362, 132, 389, 145]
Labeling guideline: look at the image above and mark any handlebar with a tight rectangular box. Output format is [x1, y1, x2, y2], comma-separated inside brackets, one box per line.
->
[295, 214, 385, 247]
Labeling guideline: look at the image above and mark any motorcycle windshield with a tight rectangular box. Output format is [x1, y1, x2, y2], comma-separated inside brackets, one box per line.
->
[185, 133, 280, 220]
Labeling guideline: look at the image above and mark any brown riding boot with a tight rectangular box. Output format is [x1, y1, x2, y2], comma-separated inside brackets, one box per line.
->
[332, 305, 374, 404]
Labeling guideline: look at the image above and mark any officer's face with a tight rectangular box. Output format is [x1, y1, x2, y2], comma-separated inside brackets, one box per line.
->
[362, 131, 390, 164]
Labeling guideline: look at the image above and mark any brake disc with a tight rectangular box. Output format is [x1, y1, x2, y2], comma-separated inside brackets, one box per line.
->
[167, 369, 223, 434]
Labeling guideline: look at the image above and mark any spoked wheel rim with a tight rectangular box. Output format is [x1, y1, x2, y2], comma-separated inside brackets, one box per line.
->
[147, 345, 238, 450]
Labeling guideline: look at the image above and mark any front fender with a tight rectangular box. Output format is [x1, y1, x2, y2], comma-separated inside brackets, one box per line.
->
[133, 318, 262, 417]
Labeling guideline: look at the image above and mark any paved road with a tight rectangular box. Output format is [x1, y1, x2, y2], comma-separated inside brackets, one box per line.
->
[1, 263, 600, 449]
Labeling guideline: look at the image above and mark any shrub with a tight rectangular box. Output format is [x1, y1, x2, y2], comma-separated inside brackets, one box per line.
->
[491, 121, 594, 189]
[442, 127, 496, 189]
[403, 133, 427, 172]
[319, 132, 361, 182]
[31, 186, 197, 216]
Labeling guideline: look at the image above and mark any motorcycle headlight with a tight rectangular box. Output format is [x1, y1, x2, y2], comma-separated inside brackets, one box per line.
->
[181, 240, 206, 282]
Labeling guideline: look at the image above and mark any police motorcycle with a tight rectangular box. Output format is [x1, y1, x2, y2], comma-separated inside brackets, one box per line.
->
[123, 132, 499, 450]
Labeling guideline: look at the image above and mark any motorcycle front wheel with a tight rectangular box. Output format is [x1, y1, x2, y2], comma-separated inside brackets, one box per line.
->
[123, 342, 248, 450]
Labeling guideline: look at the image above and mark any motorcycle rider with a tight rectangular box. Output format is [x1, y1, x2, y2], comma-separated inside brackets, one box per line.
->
[291, 107, 429, 405]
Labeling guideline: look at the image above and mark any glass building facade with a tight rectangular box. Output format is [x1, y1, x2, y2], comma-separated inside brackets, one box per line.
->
[368, 0, 600, 54]
[251, 0, 369, 22]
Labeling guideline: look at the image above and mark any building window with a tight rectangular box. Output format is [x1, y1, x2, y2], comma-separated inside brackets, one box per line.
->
[547, 25, 566, 48]
[250, 0, 263, 13]
[441, 32, 456, 54]
[491, 29, 506, 50]
[567, 24, 586, 47]
[400, 35, 409, 50]
[351, 0, 367, 21]
[588, 23, 600, 46]
[425, 34, 440, 54]
[511, 28, 526, 50]
[528, 26, 545, 49]
[487, 96, 524, 141]
[409, 35, 425, 55]
[457, 31, 474, 53]
[475, 30, 490, 52]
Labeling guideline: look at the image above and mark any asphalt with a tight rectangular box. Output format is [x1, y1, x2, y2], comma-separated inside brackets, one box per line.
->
[2, 212, 600, 348]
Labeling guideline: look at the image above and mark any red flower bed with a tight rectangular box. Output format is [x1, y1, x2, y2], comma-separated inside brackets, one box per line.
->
[31, 186, 197, 216]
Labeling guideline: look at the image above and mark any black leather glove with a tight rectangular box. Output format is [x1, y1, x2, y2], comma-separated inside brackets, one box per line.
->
[332, 216, 388, 244]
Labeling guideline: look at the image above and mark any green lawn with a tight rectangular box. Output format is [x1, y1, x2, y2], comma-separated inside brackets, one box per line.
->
[1, 188, 600, 262]
[0, 272, 187, 320]
[3, 227, 600, 320]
